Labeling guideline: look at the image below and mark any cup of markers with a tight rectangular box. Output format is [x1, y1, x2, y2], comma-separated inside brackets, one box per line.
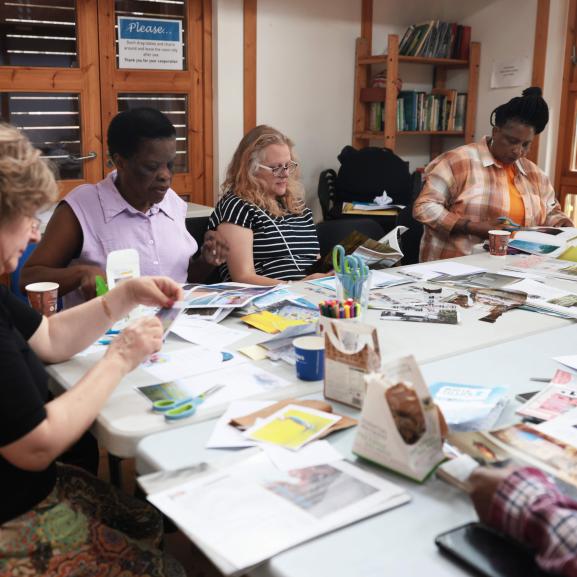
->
[318, 299, 361, 319]
[317, 299, 362, 336]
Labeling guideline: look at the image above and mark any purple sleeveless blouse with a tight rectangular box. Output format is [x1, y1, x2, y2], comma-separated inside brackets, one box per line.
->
[63, 172, 197, 307]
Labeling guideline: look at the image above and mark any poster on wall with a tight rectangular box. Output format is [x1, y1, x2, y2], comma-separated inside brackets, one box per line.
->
[490, 57, 531, 89]
[118, 16, 183, 70]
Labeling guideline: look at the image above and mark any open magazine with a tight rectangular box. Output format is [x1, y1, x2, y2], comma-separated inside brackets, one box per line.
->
[143, 451, 410, 575]
[507, 227, 577, 257]
[505, 254, 577, 282]
[502, 278, 577, 319]
[311, 225, 407, 273]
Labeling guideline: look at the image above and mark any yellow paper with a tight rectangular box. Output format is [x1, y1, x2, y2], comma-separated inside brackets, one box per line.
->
[558, 246, 577, 263]
[238, 344, 268, 361]
[247, 407, 339, 450]
[342, 203, 398, 216]
[241, 311, 308, 334]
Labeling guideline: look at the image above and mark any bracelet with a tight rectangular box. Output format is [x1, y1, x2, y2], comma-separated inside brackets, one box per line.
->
[101, 295, 113, 321]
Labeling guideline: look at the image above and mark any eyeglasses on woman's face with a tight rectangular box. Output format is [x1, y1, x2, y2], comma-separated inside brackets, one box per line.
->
[257, 160, 299, 177]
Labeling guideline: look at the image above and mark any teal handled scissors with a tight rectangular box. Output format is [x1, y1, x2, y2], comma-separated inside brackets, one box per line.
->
[332, 245, 369, 279]
[497, 216, 522, 231]
[163, 384, 225, 421]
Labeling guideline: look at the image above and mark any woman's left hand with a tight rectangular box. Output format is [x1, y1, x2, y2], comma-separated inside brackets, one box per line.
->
[201, 230, 229, 266]
[121, 276, 183, 308]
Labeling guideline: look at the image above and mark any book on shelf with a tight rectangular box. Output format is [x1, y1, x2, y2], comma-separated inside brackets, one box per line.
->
[396, 90, 466, 132]
[398, 21, 472, 60]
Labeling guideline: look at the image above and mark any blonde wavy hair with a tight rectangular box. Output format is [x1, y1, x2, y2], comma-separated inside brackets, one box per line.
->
[221, 125, 305, 217]
[0, 123, 58, 225]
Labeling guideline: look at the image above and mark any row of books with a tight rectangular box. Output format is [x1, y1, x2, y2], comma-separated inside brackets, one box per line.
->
[398, 21, 471, 60]
[368, 90, 467, 133]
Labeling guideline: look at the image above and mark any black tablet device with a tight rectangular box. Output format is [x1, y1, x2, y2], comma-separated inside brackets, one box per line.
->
[435, 522, 551, 577]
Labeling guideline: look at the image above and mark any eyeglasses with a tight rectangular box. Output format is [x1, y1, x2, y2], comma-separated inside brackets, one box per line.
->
[258, 161, 299, 177]
[30, 217, 41, 234]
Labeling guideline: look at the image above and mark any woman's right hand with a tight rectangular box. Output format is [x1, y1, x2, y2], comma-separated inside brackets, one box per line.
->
[79, 265, 107, 301]
[104, 317, 163, 373]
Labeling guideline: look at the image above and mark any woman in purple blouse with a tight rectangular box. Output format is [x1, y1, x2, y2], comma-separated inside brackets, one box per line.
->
[21, 108, 227, 307]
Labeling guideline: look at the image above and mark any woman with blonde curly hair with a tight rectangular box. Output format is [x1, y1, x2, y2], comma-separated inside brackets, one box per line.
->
[208, 125, 323, 285]
[0, 123, 186, 576]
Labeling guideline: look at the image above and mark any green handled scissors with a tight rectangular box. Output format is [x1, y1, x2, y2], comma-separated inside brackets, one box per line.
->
[163, 384, 225, 421]
[332, 246, 369, 279]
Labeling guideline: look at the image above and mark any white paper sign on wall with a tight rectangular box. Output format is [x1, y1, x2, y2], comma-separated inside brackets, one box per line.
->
[490, 57, 531, 89]
[118, 16, 183, 70]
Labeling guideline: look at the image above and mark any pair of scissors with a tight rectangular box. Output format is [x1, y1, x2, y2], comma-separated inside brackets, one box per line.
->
[496, 216, 522, 231]
[332, 245, 369, 279]
[159, 384, 225, 421]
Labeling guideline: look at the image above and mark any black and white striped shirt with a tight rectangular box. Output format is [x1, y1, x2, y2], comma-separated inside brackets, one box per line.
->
[208, 193, 319, 281]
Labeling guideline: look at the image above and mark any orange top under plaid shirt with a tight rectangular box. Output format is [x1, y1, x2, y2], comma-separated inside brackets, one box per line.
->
[489, 467, 577, 577]
[413, 137, 569, 262]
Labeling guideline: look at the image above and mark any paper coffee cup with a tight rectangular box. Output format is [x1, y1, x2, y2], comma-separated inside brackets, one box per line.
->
[25, 282, 59, 316]
[488, 230, 511, 258]
[294, 336, 325, 381]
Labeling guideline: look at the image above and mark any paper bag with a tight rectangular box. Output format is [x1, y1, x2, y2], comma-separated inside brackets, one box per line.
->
[324, 319, 381, 408]
[352, 355, 445, 482]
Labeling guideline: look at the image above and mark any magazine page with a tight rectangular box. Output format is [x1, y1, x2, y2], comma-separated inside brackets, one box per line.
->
[502, 278, 577, 319]
[509, 227, 577, 257]
[505, 254, 577, 282]
[147, 452, 410, 574]
[516, 369, 577, 421]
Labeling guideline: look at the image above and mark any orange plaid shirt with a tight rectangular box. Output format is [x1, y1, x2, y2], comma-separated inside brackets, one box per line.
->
[413, 137, 570, 262]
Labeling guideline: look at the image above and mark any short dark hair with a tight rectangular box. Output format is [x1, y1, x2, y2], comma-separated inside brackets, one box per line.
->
[490, 87, 549, 134]
[107, 108, 176, 158]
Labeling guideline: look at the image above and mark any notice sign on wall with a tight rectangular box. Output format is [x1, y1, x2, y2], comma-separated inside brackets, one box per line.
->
[118, 16, 183, 70]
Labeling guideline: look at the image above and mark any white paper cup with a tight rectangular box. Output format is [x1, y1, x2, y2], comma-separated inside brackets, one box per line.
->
[488, 230, 511, 258]
[25, 282, 59, 316]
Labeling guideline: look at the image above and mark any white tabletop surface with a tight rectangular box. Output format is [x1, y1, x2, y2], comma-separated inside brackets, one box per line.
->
[47, 253, 575, 458]
[136, 322, 577, 577]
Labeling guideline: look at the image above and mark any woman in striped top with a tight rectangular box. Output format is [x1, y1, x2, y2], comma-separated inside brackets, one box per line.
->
[208, 126, 325, 285]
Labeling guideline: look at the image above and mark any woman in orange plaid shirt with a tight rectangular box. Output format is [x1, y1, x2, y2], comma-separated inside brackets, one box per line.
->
[414, 87, 572, 262]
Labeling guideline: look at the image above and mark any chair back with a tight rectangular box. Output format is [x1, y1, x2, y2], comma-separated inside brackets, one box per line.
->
[396, 171, 424, 265]
[315, 218, 384, 258]
[185, 216, 210, 248]
[317, 168, 337, 220]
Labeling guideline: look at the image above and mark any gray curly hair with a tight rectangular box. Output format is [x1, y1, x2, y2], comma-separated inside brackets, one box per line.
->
[0, 123, 58, 225]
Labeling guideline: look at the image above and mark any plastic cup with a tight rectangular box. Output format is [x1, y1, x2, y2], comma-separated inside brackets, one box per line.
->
[335, 271, 371, 318]
[294, 336, 325, 381]
[25, 282, 59, 316]
[488, 230, 511, 258]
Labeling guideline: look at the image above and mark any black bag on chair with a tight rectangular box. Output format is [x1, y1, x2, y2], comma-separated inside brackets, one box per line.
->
[334, 145, 411, 205]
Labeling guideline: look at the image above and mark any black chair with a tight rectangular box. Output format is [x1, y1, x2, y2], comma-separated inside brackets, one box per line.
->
[317, 168, 338, 220]
[315, 218, 385, 258]
[395, 171, 424, 265]
[185, 216, 210, 248]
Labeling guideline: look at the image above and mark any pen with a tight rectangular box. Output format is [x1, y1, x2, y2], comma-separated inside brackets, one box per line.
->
[530, 377, 551, 383]
[98, 338, 112, 345]
[105, 329, 120, 335]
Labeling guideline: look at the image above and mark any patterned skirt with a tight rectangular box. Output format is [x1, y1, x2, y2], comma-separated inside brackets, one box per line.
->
[0, 464, 186, 577]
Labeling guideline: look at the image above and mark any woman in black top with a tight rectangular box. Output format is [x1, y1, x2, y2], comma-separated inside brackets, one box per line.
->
[0, 123, 185, 576]
[209, 125, 326, 285]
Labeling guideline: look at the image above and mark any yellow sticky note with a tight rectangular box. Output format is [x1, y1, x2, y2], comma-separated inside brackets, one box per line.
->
[238, 344, 268, 361]
[241, 311, 307, 334]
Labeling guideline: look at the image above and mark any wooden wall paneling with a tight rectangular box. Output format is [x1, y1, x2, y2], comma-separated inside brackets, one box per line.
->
[243, 0, 257, 133]
[0, 0, 103, 198]
[96, 0, 213, 204]
[352, 37, 371, 149]
[465, 42, 480, 144]
[527, 0, 550, 163]
[189, 0, 206, 201]
[555, 0, 577, 208]
[77, 0, 104, 186]
[202, 0, 215, 205]
[384, 34, 399, 150]
[361, 0, 373, 53]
